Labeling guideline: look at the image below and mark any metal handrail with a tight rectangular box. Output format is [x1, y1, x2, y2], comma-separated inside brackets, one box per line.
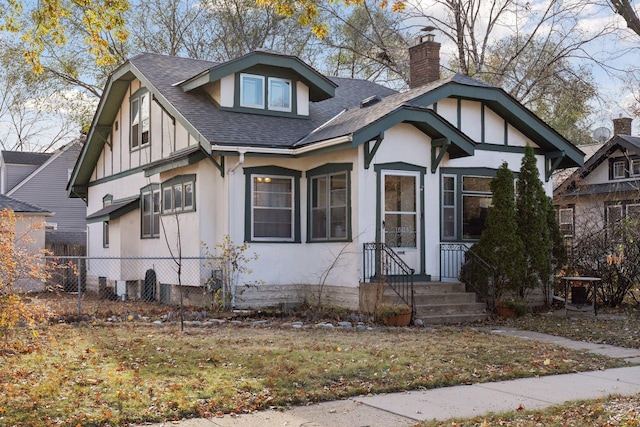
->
[363, 242, 415, 316]
[440, 243, 496, 310]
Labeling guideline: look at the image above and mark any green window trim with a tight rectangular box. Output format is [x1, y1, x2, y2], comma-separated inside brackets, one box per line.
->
[130, 88, 151, 151]
[103, 194, 112, 248]
[103, 221, 110, 248]
[244, 166, 301, 243]
[440, 167, 499, 242]
[161, 174, 196, 215]
[306, 163, 353, 243]
[140, 183, 160, 239]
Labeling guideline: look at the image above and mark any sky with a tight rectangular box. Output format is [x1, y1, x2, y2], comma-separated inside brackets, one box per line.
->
[403, 0, 640, 137]
[3, 0, 639, 150]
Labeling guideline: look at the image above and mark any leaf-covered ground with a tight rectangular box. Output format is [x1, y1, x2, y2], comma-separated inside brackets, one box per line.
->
[421, 395, 640, 426]
[489, 310, 640, 349]
[0, 324, 626, 427]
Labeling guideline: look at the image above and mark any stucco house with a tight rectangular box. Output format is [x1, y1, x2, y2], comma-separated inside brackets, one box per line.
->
[1, 141, 87, 255]
[554, 117, 640, 246]
[68, 35, 583, 320]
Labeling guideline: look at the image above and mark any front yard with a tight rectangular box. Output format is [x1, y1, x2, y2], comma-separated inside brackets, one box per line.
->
[2, 293, 639, 426]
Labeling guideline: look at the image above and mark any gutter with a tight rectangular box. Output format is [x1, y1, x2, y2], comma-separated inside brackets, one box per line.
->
[210, 135, 353, 157]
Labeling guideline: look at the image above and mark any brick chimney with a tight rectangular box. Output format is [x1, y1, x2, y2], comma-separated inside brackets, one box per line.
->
[409, 30, 441, 88]
[613, 116, 633, 135]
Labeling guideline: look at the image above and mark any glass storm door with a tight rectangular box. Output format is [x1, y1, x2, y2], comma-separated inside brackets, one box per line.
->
[382, 171, 420, 272]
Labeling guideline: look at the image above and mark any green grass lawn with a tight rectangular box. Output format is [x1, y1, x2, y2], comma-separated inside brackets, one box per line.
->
[0, 323, 627, 426]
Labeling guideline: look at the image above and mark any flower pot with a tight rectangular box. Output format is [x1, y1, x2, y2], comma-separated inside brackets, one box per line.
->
[496, 305, 517, 318]
[382, 311, 412, 326]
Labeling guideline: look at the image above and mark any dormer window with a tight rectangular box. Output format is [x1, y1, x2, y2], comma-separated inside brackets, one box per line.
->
[239, 73, 292, 113]
[240, 74, 265, 109]
[268, 78, 291, 112]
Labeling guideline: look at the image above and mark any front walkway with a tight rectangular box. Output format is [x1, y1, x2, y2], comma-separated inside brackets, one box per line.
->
[140, 328, 640, 427]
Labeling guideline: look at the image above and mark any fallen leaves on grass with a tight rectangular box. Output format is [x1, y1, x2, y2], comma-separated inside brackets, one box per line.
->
[0, 325, 625, 426]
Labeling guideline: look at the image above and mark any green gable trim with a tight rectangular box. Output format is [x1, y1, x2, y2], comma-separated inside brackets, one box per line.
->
[180, 51, 336, 101]
[243, 165, 302, 244]
[143, 147, 206, 177]
[374, 162, 426, 275]
[351, 106, 475, 160]
[409, 82, 583, 169]
[69, 60, 214, 199]
[475, 143, 544, 155]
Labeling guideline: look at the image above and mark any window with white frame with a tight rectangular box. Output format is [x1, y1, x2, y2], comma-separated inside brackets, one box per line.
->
[612, 160, 626, 179]
[252, 175, 294, 240]
[440, 172, 495, 241]
[268, 78, 291, 112]
[631, 159, 640, 177]
[162, 175, 195, 214]
[309, 170, 349, 241]
[245, 166, 300, 242]
[558, 207, 574, 237]
[131, 91, 150, 149]
[240, 74, 265, 109]
[442, 175, 456, 240]
[141, 185, 160, 238]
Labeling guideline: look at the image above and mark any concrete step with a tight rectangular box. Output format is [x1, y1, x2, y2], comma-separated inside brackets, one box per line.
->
[413, 292, 477, 305]
[416, 312, 489, 324]
[415, 302, 487, 317]
[412, 281, 466, 294]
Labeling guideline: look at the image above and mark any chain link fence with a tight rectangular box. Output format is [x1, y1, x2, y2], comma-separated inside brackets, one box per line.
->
[44, 256, 224, 317]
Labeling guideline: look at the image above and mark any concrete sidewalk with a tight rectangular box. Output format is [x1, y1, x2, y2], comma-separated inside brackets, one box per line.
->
[140, 329, 640, 427]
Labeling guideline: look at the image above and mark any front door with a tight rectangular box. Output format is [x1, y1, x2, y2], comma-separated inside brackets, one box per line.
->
[382, 171, 421, 273]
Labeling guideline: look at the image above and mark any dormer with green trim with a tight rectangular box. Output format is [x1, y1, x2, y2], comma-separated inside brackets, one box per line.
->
[178, 51, 337, 118]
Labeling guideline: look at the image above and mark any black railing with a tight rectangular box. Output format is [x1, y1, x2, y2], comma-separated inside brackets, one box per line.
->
[440, 243, 496, 310]
[362, 242, 415, 313]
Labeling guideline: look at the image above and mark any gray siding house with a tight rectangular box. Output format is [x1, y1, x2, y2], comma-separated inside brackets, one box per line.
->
[1, 140, 87, 254]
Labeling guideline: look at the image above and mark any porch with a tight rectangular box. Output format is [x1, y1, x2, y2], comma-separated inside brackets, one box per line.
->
[360, 242, 492, 324]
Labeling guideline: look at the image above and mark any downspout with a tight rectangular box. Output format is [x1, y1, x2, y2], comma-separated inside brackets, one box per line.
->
[226, 149, 246, 307]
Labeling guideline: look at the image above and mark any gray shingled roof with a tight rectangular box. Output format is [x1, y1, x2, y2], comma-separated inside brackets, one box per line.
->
[1, 151, 52, 166]
[128, 53, 397, 148]
[0, 194, 50, 214]
[296, 74, 490, 146]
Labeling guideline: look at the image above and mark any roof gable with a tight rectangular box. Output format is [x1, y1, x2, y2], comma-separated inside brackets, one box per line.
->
[179, 50, 337, 102]
[407, 75, 584, 170]
[555, 135, 640, 195]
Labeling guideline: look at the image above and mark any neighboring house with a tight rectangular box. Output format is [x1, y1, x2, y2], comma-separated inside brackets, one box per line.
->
[68, 34, 583, 311]
[1, 141, 88, 255]
[554, 117, 640, 247]
[0, 194, 52, 292]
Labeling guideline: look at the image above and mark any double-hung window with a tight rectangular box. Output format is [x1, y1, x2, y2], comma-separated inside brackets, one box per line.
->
[131, 91, 150, 149]
[162, 175, 195, 214]
[308, 164, 352, 241]
[442, 175, 456, 239]
[612, 160, 626, 179]
[631, 159, 640, 177]
[245, 166, 301, 242]
[141, 185, 160, 238]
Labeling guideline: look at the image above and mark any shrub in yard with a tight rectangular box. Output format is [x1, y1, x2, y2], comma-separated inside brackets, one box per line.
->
[0, 209, 50, 344]
[570, 217, 640, 307]
[468, 162, 524, 301]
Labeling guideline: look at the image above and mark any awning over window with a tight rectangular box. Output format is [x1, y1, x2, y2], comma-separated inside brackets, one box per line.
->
[86, 196, 139, 223]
